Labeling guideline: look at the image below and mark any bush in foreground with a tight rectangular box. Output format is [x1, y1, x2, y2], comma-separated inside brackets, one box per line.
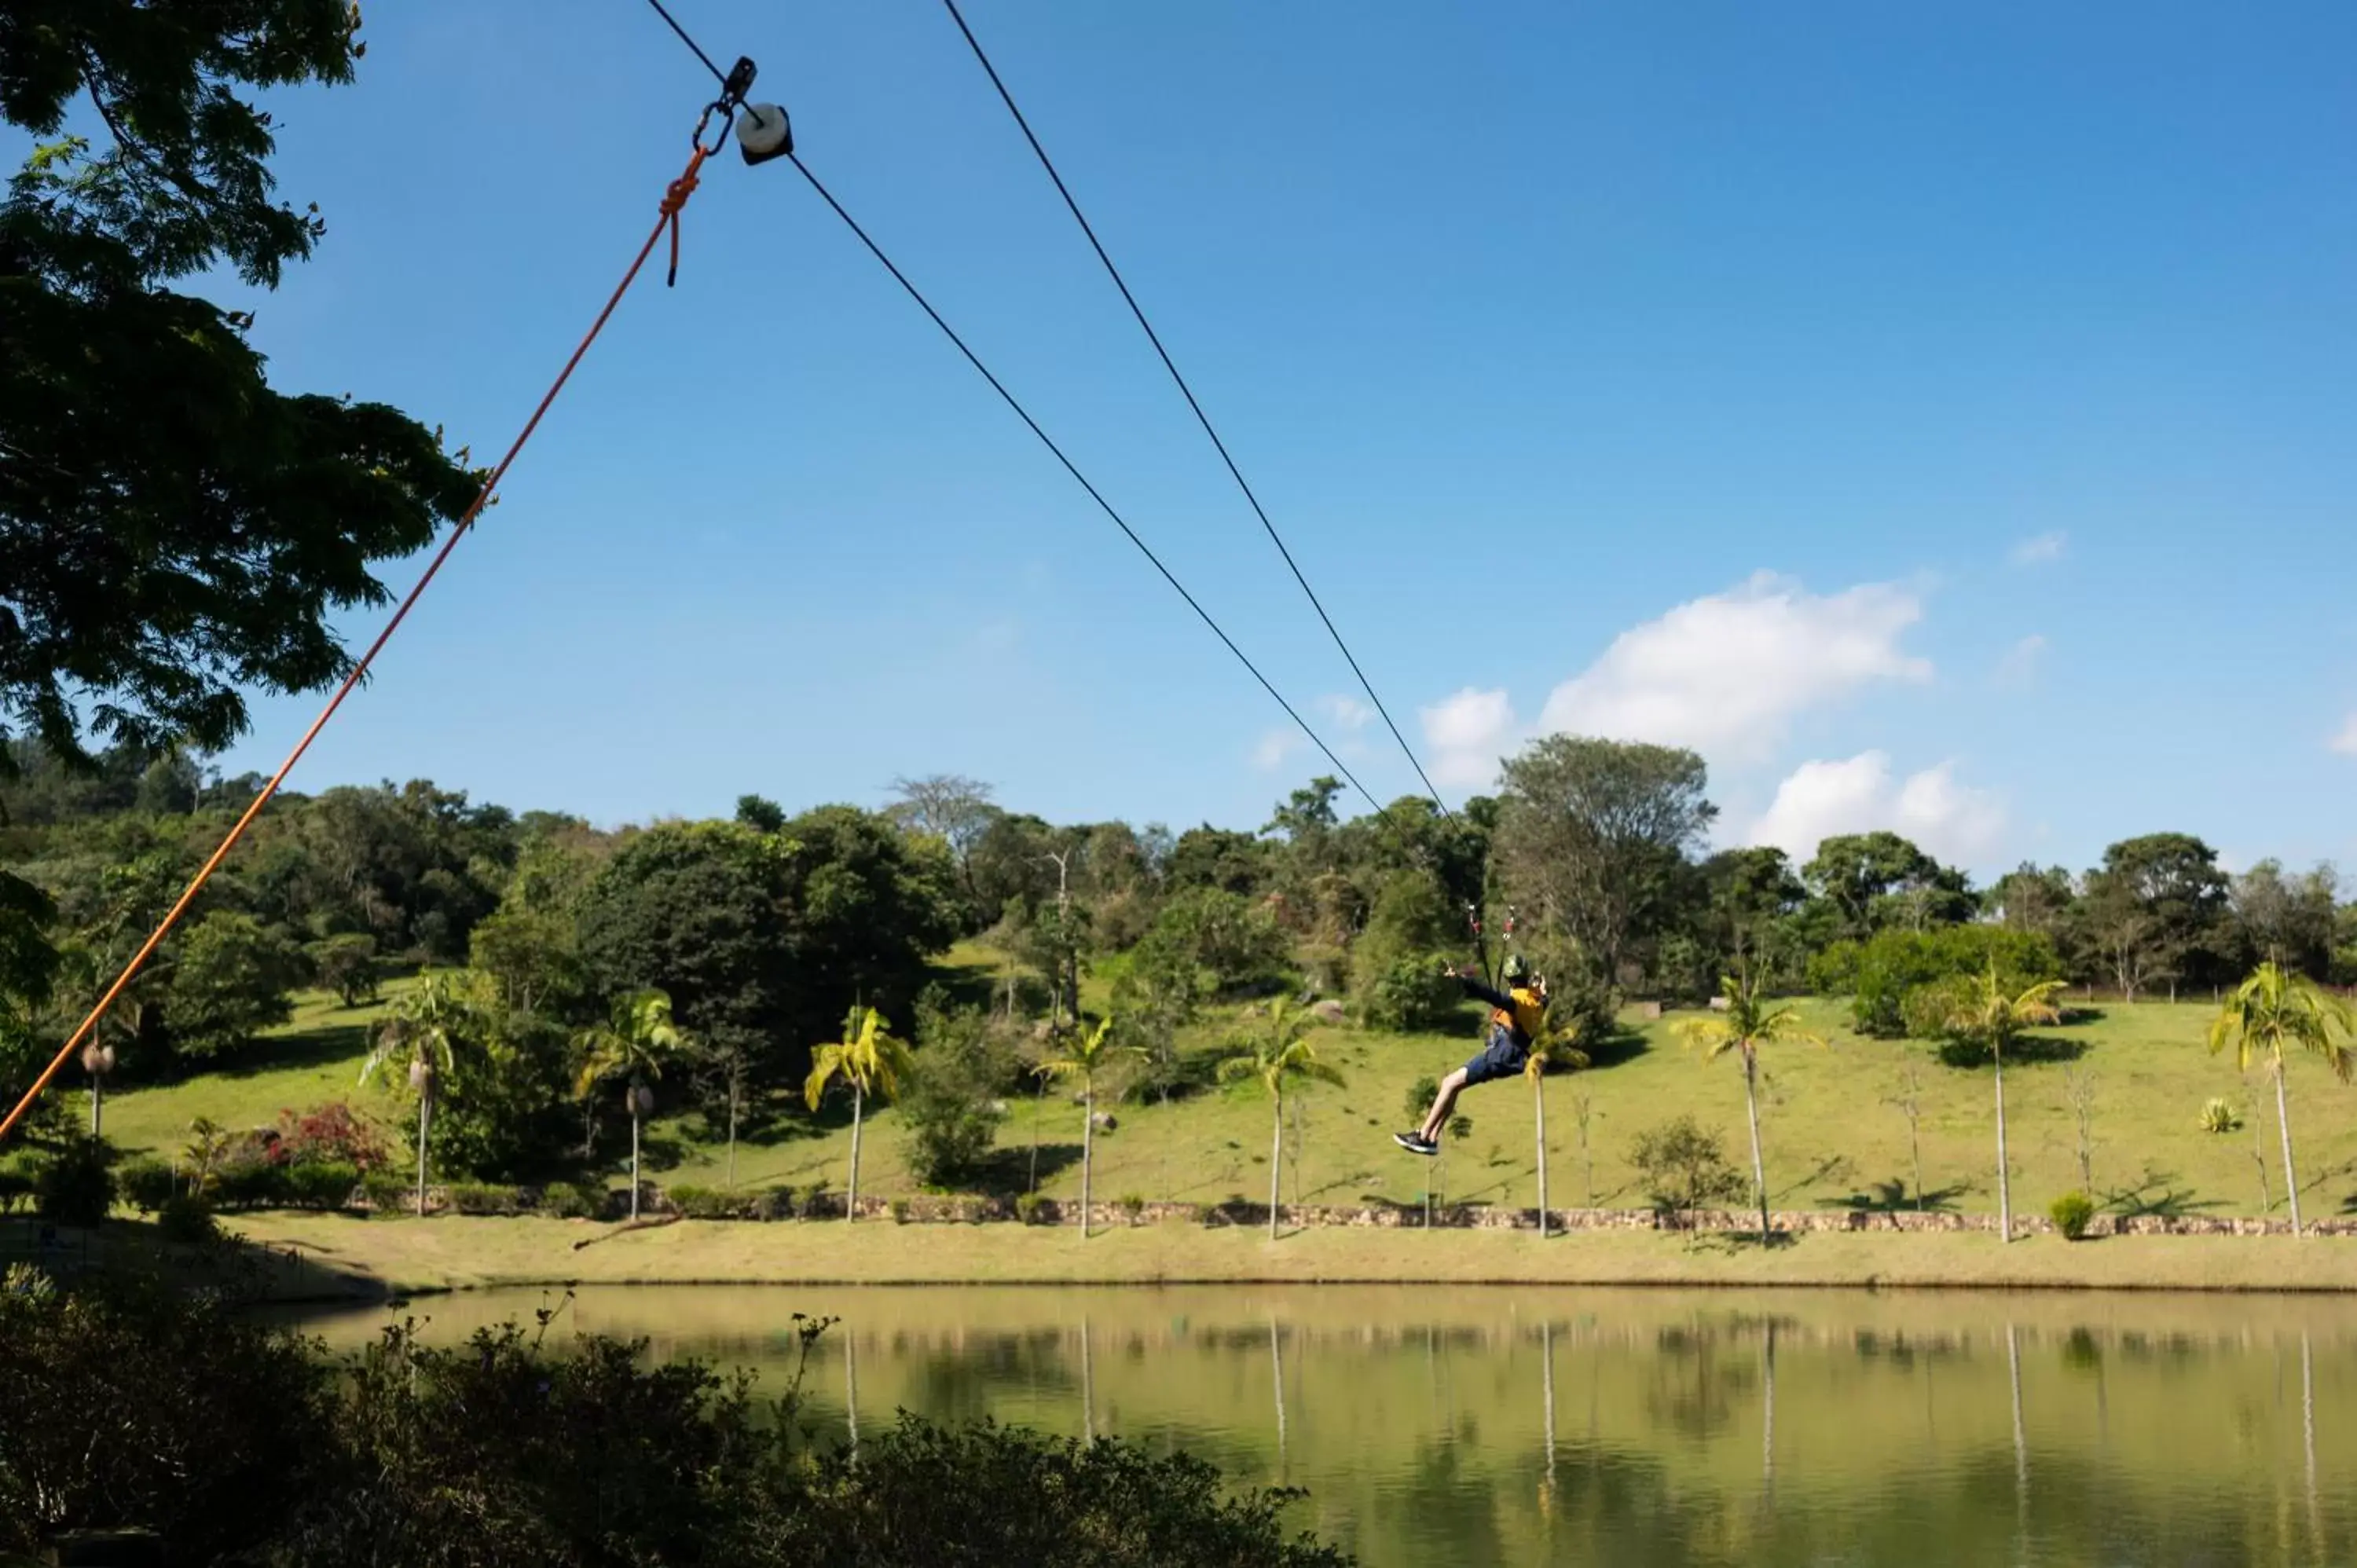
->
[0, 1273, 1349, 1567]
[2050, 1191, 2097, 1241]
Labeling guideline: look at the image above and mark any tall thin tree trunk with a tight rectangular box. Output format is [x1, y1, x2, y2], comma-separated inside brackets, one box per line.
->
[1541, 1319, 1557, 1485]
[90, 1077, 101, 1139]
[1743, 1050, 1770, 1244]
[1268, 1091, 1284, 1242]
[1993, 1048, 2013, 1243]
[1270, 1312, 1286, 1474]
[1534, 1075, 1550, 1239]
[2007, 1321, 2027, 1501]
[1081, 1314, 1095, 1444]
[2252, 1092, 2272, 1214]
[1078, 1079, 1094, 1237]
[845, 1329, 860, 1460]
[2273, 1061, 2303, 1237]
[849, 1083, 864, 1222]
[726, 1065, 741, 1191]
[416, 1097, 431, 1218]
[629, 1112, 642, 1221]
[1029, 1073, 1044, 1193]
[1908, 1106, 1925, 1212]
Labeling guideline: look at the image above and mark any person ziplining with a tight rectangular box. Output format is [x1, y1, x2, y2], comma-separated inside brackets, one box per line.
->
[1394, 926, 1549, 1158]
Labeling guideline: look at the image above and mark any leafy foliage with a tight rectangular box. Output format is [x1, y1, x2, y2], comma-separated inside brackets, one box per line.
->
[1628, 1115, 1747, 1223]
[2049, 1190, 2096, 1240]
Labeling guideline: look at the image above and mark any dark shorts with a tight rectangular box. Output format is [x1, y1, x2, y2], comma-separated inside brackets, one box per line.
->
[1461, 1031, 1529, 1087]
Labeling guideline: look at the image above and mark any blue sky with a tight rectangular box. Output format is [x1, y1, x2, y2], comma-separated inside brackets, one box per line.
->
[186, 1, 2355, 877]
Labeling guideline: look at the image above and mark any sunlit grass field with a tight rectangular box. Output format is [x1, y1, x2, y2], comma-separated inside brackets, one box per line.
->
[90, 947, 2357, 1229]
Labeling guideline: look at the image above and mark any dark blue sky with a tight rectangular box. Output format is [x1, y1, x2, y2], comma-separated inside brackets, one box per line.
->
[190, 1, 2354, 875]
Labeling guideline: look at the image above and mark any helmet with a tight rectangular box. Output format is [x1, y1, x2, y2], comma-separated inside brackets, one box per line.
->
[1501, 954, 1530, 984]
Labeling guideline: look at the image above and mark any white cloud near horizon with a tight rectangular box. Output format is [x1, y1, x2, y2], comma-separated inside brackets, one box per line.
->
[1318, 694, 1375, 731]
[2330, 712, 2357, 757]
[1420, 687, 1518, 789]
[1419, 573, 1933, 790]
[2009, 531, 2067, 566]
[1252, 727, 1304, 771]
[1995, 633, 2047, 687]
[1747, 751, 2008, 867]
[1536, 573, 1930, 764]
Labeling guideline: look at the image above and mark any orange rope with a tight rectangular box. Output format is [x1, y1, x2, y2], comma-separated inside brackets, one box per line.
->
[0, 139, 716, 1146]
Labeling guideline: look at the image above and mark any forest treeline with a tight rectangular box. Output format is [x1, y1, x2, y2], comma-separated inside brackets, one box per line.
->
[3, 735, 2351, 1189]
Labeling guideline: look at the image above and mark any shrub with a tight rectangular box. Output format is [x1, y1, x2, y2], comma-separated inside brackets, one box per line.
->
[273, 1101, 390, 1173]
[2199, 1097, 2242, 1134]
[285, 1162, 360, 1211]
[1014, 1191, 1047, 1225]
[119, 1158, 179, 1214]
[544, 1181, 609, 1220]
[0, 1167, 34, 1214]
[756, 1185, 796, 1222]
[156, 1193, 220, 1245]
[1354, 951, 1464, 1032]
[667, 1185, 755, 1221]
[1627, 1115, 1747, 1226]
[798, 1185, 833, 1220]
[2050, 1191, 2097, 1241]
[889, 1198, 912, 1225]
[1119, 1193, 1146, 1220]
[211, 1159, 291, 1211]
[361, 1171, 415, 1214]
[446, 1182, 523, 1216]
[34, 1138, 117, 1227]
[1846, 926, 2064, 1038]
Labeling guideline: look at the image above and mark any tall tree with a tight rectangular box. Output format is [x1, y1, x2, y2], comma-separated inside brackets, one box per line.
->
[1494, 736, 1716, 991]
[1989, 864, 2077, 943]
[1804, 833, 1970, 938]
[359, 973, 479, 1217]
[573, 989, 686, 1222]
[887, 774, 999, 913]
[1216, 1001, 1344, 1242]
[2230, 861, 2340, 980]
[1032, 1017, 1134, 1238]
[1676, 974, 1826, 1242]
[1941, 965, 2067, 1243]
[2209, 963, 2354, 1237]
[804, 1006, 913, 1223]
[2088, 833, 2234, 989]
[2, 6, 476, 995]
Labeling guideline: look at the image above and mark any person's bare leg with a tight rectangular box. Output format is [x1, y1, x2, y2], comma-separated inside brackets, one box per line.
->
[1419, 1069, 1468, 1143]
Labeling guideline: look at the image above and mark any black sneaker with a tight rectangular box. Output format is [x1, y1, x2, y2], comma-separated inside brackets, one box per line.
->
[1392, 1131, 1439, 1157]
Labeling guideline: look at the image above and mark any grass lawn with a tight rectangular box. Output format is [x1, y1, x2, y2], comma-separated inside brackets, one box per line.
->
[220, 1210, 2357, 1296]
[87, 964, 2357, 1233]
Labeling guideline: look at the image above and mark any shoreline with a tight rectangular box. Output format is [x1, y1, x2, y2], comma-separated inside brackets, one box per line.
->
[207, 1212, 2357, 1302]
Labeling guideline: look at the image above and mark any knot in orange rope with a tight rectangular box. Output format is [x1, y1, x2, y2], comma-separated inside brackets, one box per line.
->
[662, 146, 709, 287]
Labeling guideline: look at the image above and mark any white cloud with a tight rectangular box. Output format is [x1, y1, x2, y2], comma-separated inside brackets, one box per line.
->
[1251, 728, 1303, 771]
[1420, 687, 1518, 789]
[1994, 633, 2047, 687]
[2009, 531, 2067, 566]
[1748, 751, 2007, 867]
[2331, 713, 2357, 757]
[1534, 572, 1930, 764]
[1318, 694, 1375, 731]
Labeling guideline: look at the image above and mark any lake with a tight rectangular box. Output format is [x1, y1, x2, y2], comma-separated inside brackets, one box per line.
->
[293, 1284, 2351, 1566]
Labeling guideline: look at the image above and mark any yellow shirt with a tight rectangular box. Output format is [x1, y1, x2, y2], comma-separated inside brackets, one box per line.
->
[1492, 986, 1546, 1043]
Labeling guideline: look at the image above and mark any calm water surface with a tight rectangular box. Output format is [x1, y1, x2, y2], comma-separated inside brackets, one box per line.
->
[295, 1285, 2353, 1566]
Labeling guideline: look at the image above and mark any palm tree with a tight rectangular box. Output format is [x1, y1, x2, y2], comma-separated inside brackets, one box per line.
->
[805, 1006, 913, 1222]
[574, 988, 686, 1221]
[2209, 962, 2354, 1238]
[1216, 999, 1345, 1242]
[1523, 1013, 1589, 1240]
[359, 973, 476, 1217]
[82, 1041, 115, 1138]
[1941, 964, 2066, 1244]
[1676, 974, 1825, 1244]
[1033, 1016, 1133, 1237]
